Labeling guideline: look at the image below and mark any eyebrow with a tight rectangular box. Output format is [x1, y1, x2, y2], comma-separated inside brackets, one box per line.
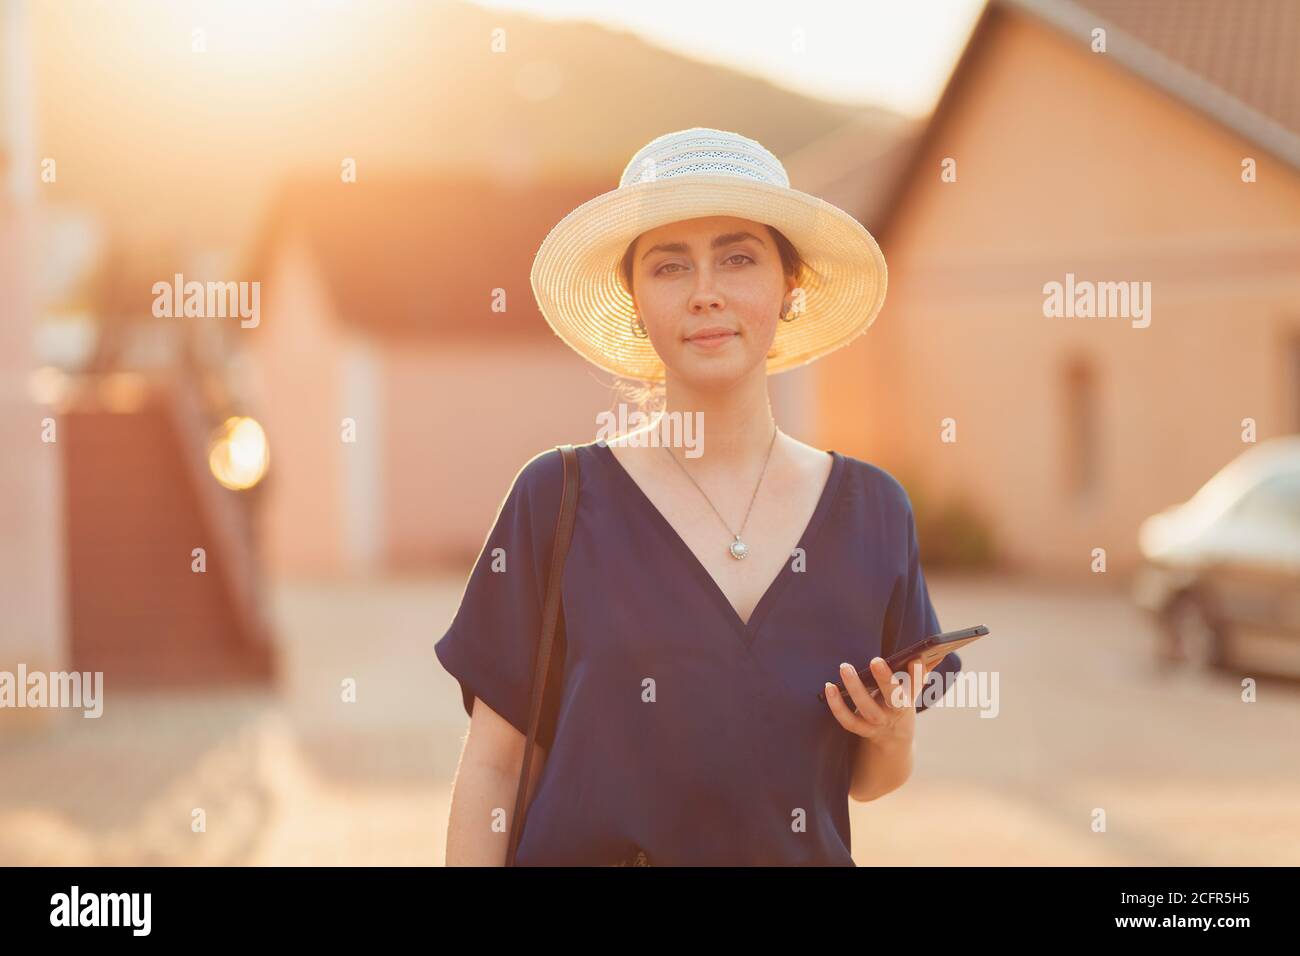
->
[639, 231, 766, 262]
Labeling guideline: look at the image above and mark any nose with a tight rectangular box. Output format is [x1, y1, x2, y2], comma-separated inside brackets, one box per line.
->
[686, 265, 725, 313]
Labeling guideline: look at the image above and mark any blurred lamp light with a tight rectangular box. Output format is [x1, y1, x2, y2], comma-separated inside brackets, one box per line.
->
[208, 416, 269, 490]
[28, 366, 68, 405]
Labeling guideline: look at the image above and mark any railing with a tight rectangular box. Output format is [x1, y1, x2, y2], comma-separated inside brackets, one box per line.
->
[160, 365, 271, 651]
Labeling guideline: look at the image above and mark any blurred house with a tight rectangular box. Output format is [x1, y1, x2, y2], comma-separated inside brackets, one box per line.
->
[243, 176, 619, 577]
[816, 0, 1300, 575]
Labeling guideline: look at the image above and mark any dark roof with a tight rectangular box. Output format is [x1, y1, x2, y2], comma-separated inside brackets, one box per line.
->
[243, 174, 609, 343]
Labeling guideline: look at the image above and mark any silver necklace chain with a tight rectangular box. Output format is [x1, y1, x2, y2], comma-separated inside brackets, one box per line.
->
[663, 423, 779, 560]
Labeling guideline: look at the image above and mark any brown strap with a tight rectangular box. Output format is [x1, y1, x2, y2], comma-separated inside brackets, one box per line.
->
[505, 443, 579, 866]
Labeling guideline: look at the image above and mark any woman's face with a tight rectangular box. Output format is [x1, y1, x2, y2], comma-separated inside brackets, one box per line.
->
[629, 215, 793, 387]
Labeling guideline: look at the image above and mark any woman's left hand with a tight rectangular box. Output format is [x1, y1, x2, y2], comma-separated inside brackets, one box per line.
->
[824, 655, 940, 741]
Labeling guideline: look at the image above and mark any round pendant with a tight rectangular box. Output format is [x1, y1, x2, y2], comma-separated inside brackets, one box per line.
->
[729, 538, 748, 560]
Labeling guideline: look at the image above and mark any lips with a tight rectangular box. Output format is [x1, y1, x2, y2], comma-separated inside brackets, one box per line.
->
[686, 326, 738, 343]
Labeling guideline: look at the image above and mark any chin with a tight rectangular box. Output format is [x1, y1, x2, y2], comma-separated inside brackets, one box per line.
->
[668, 352, 759, 389]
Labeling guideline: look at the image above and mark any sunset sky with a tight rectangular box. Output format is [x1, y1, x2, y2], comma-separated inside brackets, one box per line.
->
[470, 0, 986, 115]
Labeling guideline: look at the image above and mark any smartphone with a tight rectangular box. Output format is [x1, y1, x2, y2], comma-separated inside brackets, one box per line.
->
[816, 625, 989, 705]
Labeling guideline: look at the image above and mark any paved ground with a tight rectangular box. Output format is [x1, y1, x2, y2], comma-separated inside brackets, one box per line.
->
[2, 571, 1297, 865]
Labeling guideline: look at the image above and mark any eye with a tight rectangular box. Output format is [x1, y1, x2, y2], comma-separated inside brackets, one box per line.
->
[653, 262, 686, 276]
[723, 253, 755, 266]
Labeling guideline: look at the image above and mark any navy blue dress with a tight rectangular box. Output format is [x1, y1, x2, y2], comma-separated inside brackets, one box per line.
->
[434, 440, 962, 866]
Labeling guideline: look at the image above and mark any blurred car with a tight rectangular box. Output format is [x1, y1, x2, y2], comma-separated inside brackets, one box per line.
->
[1133, 436, 1300, 672]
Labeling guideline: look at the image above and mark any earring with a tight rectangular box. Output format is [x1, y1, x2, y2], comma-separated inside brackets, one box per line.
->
[779, 303, 798, 323]
[631, 314, 649, 338]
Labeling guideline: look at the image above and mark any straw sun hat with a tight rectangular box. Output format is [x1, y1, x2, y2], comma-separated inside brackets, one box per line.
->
[528, 126, 888, 382]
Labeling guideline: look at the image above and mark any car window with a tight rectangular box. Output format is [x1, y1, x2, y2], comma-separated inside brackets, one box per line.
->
[1230, 469, 1300, 529]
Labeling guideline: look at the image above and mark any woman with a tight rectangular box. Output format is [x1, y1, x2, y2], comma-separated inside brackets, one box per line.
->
[435, 128, 963, 866]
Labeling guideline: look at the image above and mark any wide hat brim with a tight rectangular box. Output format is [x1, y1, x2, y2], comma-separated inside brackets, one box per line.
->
[529, 175, 888, 382]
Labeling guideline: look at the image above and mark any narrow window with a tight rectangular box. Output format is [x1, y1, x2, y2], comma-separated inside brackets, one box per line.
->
[1063, 356, 1099, 501]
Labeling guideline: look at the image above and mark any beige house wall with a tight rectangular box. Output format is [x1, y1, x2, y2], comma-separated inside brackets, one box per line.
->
[816, 9, 1300, 575]
[378, 343, 615, 569]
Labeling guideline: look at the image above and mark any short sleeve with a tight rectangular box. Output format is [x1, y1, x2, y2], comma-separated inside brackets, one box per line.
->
[434, 449, 566, 747]
[881, 495, 962, 714]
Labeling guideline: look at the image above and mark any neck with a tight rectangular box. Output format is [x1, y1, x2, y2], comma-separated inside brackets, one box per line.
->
[656, 366, 777, 467]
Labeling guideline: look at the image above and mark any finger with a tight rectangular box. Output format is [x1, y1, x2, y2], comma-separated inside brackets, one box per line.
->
[920, 653, 949, 700]
[881, 658, 918, 712]
[842, 661, 891, 724]
[823, 681, 876, 735]
[909, 657, 926, 708]
[841, 661, 890, 725]
[872, 657, 912, 712]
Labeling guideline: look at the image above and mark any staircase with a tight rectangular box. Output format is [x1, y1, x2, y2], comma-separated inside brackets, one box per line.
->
[61, 373, 276, 686]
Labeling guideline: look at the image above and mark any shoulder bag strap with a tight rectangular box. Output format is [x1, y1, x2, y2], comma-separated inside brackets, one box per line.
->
[505, 443, 579, 866]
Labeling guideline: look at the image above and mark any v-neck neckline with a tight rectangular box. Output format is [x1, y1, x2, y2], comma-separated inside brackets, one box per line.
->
[594, 440, 846, 645]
